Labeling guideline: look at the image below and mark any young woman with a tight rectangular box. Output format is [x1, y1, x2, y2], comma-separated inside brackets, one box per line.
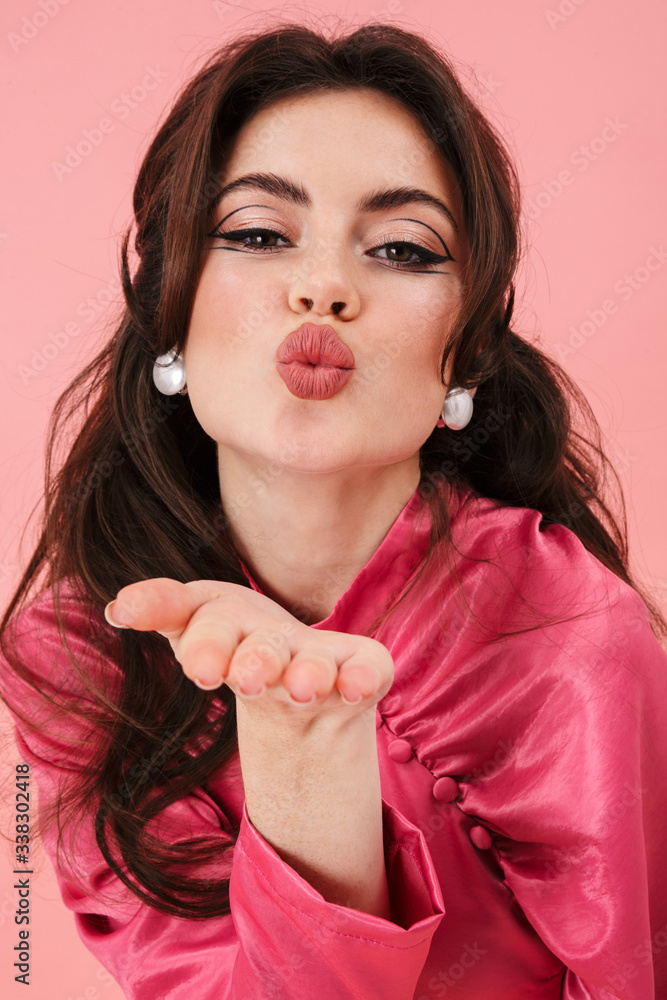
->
[2, 20, 666, 1000]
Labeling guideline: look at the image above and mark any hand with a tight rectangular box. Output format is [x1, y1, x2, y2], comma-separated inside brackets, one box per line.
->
[104, 578, 394, 717]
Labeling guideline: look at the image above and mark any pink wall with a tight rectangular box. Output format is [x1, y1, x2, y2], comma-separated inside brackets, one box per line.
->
[1, 1, 665, 997]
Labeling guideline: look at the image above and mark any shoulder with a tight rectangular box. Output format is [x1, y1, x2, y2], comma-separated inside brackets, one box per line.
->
[410, 493, 667, 807]
[0, 576, 122, 712]
[451, 488, 614, 580]
[4, 576, 100, 642]
[446, 490, 654, 651]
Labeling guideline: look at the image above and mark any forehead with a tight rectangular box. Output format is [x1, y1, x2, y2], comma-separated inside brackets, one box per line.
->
[241, 86, 428, 139]
[221, 87, 460, 199]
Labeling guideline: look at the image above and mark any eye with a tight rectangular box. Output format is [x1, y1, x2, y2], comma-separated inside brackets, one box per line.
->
[207, 226, 291, 250]
[206, 226, 455, 269]
[369, 240, 453, 270]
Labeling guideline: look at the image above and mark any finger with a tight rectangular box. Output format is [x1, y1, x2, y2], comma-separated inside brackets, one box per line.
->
[105, 578, 269, 641]
[281, 647, 338, 703]
[174, 600, 258, 689]
[225, 628, 292, 696]
[335, 638, 394, 705]
[105, 579, 218, 635]
[175, 596, 299, 690]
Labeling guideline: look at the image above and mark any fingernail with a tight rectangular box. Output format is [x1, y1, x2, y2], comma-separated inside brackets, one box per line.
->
[194, 677, 223, 691]
[238, 680, 266, 697]
[289, 690, 318, 704]
[104, 601, 130, 629]
[238, 684, 266, 699]
[340, 692, 364, 705]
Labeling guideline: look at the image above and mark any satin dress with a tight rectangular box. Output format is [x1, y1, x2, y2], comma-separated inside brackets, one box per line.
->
[2, 484, 666, 999]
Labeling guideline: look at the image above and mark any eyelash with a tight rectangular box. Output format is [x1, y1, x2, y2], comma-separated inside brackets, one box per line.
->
[206, 226, 454, 269]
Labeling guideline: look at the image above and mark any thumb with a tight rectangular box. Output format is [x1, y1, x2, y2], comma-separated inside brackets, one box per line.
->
[104, 578, 227, 640]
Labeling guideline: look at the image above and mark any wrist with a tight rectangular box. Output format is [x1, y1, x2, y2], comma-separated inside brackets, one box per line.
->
[235, 688, 378, 746]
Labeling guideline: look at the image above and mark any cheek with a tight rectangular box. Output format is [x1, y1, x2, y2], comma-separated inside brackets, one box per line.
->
[388, 306, 457, 382]
[192, 267, 240, 328]
[188, 265, 258, 361]
[202, 266, 287, 352]
[383, 279, 463, 342]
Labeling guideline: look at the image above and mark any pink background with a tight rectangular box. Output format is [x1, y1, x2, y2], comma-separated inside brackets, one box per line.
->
[1, 1, 665, 997]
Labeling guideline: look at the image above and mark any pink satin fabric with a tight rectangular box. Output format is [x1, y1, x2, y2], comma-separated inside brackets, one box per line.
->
[2, 483, 666, 999]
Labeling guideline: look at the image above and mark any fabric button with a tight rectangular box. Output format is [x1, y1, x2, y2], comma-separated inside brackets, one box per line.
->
[375, 711, 382, 729]
[387, 738, 413, 763]
[469, 825, 493, 850]
[433, 776, 460, 803]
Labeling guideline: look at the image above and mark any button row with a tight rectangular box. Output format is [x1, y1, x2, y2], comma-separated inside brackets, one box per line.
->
[380, 717, 493, 851]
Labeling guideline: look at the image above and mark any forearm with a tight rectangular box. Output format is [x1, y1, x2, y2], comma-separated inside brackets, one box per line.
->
[235, 700, 390, 920]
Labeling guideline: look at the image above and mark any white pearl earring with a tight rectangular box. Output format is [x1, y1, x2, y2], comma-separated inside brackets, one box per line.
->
[436, 386, 474, 430]
[152, 348, 187, 395]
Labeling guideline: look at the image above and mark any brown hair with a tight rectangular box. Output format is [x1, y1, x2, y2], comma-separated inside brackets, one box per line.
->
[1, 19, 664, 919]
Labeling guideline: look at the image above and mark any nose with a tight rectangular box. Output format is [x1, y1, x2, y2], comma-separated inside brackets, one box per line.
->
[287, 238, 361, 320]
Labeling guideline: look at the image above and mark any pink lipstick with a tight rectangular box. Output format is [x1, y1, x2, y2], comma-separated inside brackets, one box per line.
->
[276, 323, 355, 400]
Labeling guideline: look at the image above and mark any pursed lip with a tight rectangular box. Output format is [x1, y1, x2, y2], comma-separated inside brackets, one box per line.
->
[276, 323, 355, 368]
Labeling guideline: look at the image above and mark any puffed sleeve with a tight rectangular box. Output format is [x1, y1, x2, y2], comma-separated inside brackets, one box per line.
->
[0, 586, 444, 1000]
[454, 518, 667, 1000]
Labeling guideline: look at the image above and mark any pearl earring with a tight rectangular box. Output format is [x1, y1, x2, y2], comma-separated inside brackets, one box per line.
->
[436, 386, 474, 430]
[152, 348, 187, 395]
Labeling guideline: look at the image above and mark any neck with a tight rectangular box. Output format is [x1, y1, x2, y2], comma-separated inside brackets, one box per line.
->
[217, 450, 421, 624]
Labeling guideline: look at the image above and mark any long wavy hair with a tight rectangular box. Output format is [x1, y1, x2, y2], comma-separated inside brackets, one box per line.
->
[1, 20, 664, 920]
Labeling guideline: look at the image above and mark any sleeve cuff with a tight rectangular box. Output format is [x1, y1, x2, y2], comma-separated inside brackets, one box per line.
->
[230, 799, 444, 997]
[235, 797, 444, 935]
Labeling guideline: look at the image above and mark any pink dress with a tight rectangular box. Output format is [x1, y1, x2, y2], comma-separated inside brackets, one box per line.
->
[2, 485, 666, 999]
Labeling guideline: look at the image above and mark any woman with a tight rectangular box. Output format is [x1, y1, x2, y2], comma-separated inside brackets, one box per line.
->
[2, 20, 666, 1000]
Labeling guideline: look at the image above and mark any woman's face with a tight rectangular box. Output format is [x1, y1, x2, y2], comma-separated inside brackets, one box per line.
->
[184, 87, 468, 478]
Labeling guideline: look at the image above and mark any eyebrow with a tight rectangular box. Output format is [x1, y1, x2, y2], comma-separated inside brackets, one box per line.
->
[215, 171, 459, 233]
